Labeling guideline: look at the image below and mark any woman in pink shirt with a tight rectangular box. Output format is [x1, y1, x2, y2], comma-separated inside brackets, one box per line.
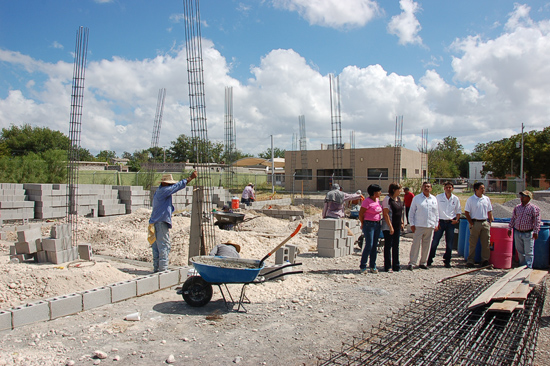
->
[358, 184, 383, 274]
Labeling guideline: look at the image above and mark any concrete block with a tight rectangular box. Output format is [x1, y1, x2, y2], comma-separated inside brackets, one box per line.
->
[0, 310, 12, 331]
[11, 301, 50, 328]
[42, 238, 66, 252]
[159, 270, 180, 289]
[317, 237, 337, 249]
[78, 244, 92, 260]
[319, 219, 343, 230]
[109, 280, 137, 303]
[36, 251, 48, 263]
[81, 287, 112, 311]
[275, 247, 290, 265]
[15, 240, 38, 254]
[136, 274, 160, 296]
[9, 245, 16, 256]
[317, 228, 341, 240]
[286, 244, 298, 264]
[46, 250, 67, 264]
[16, 227, 42, 243]
[317, 247, 339, 258]
[48, 293, 83, 319]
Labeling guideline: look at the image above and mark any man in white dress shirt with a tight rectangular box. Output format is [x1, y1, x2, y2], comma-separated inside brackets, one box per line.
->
[427, 181, 462, 268]
[464, 182, 493, 268]
[408, 182, 439, 270]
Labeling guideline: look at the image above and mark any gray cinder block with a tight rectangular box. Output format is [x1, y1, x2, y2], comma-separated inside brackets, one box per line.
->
[48, 293, 83, 319]
[286, 244, 298, 264]
[109, 280, 137, 303]
[11, 301, 50, 328]
[159, 270, 180, 289]
[319, 219, 343, 230]
[317, 228, 341, 240]
[0, 310, 12, 331]
[78, 244, 92, 260]
[15, 240, 38, 254]
[317, 237, 337, 249]
[136, 274, 160, 296]
[275, 247, 290, 265]
[46, 250, 67, 264]
[36, 251, 48, 263]
[82, 287, 112, 310]
[318, 247, 340, 258]
[42, 238, 65, 252]
[16, 227, 42, 244]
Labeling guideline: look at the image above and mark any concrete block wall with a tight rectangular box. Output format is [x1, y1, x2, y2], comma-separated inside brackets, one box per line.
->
[24, 183, 67, 220]
[113, 185, 150, 213]
[0, 269, 185, 331]
[255, 207, 304, 219]
[293, 197, 325, 208]
[316, 219, 361, 258]
[0, 183, 35, 222]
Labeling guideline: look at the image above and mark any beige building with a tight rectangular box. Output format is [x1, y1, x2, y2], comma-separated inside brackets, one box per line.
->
[284, 146, 426, 192]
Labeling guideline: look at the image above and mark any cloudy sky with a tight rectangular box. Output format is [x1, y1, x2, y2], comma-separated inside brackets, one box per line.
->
[1, 0, 549, 156]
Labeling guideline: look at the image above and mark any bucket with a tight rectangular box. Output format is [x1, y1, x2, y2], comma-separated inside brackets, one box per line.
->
[533, 225, 550, 269]
[489, 223, 513, 269]
[231, 196, 240, 210]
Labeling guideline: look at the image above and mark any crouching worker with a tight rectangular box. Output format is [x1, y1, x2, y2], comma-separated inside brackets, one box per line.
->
[209, 240, 241, 258]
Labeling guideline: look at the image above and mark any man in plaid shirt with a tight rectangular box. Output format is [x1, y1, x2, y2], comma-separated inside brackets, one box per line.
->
[507, 190, 541, 268]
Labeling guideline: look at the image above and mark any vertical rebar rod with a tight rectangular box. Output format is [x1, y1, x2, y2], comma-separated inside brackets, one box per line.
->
[67, 26, 88, 248]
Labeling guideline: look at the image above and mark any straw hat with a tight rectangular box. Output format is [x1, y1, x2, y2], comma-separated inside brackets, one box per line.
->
[519, 190, 533, 199]
[222, 240, 241, 253]
[159, 174, 178, 184]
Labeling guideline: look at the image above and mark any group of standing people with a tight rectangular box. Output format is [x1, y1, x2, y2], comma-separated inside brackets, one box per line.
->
[354, 180, 542, 274]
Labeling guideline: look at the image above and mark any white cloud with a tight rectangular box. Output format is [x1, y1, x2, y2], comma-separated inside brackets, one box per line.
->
[51, 41, 64, 50]
[272, 0, 381, 29]
[387, 0, 423, 45]
[1, 6, 550, 156]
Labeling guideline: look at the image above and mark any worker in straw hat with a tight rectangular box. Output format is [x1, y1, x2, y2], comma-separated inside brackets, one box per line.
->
[241, 182, 256, 206]
[149, 171, 197, 272]
[209, 240, 241, 258]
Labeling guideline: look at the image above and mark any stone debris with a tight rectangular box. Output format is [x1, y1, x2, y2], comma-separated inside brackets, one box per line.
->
[166, 354, 176, 363]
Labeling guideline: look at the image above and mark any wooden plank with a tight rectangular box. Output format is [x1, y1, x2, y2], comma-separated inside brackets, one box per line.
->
[488, 300, 519, 313]
[506, 282, 532, 301]
[492, 268, 532, 301]
[468, 266, 526, 310]
[515, 301, 525, 311]
[529, 270, 548, 286]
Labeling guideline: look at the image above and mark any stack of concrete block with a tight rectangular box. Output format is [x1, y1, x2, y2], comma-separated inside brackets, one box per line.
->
[0, 183, 35, 222]
[256, 208, 304, 220]
[113, 185, 150, 213]
[211, 187, 231, 208]
[81, 184, 126, 217]
[317, 219, 359, 258]
[24, 184, 67, 219]
[42, 224, 78, 264]
[10, 225, 42, 262]
[293, 197, 325, 208]
[245, 198, 292, 210]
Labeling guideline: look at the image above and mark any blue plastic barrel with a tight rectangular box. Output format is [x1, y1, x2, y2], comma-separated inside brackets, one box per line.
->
[458, 218, 468, 257]
[533, 226, 550, 269]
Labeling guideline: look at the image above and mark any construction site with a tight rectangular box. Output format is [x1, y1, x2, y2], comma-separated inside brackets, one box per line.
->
[1, 1, 550, 366]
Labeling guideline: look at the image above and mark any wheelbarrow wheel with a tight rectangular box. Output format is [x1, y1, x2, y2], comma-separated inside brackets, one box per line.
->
[181, 276, 213, 307]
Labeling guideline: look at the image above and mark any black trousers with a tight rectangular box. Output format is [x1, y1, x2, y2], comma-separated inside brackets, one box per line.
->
[383, 228, 401, 271]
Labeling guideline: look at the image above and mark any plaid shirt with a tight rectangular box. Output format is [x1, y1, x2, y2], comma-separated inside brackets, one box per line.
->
[508, 202, 541, 234]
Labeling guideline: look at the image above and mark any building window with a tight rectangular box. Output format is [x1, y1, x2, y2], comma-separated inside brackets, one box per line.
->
[415, 169, 420, 175]
[295, 169, 312, 180]
[368, 168, 388, 180]
[402, 168, 407, 178]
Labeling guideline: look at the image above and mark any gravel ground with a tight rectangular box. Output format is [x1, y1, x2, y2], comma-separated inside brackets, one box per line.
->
[492, 198, 550, 220]
[0, 207, 549, 365]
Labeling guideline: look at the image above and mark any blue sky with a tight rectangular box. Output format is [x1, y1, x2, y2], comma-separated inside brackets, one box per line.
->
[1, 0, 550, 156]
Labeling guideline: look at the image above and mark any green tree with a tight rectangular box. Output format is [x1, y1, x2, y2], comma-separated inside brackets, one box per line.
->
[0, 124, 70, 156]
[96, 150, 117, 162]
[258, 147, 286, 159]
[481, 127, 550, 181]
[428, 136, 465, 178]
[169, 135, 226, 163]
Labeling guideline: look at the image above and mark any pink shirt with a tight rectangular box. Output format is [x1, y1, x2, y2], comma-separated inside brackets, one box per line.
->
[361, 197, 382, 221]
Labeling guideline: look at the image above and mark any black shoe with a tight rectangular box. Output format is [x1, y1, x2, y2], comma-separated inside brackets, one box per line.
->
[419, 265, 429, 270]
[466, 263, 475, 268]
[444, 263, 451, 268]
[407, 265, 414, 271]
[480, 260, 490, 267]
[427, 261, 433, 267]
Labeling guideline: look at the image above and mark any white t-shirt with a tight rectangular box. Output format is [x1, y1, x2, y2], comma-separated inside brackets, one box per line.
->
[464, 194, 492, 220]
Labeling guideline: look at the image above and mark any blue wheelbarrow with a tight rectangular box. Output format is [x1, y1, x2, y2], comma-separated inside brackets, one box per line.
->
[180, 224, 303, 311]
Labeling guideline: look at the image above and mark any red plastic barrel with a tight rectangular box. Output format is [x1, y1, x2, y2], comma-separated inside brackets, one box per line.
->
[231, 197, 240, 210]
[489, 223, 513, 269]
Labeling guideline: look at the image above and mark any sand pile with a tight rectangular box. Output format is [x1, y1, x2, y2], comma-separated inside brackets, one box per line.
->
[492, 198, 550, 220]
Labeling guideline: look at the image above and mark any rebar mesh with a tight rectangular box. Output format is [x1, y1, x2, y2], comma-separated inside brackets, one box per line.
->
[319, 275, 545, 366]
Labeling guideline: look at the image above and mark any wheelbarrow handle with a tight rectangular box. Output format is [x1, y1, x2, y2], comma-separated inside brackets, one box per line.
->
[259, 223, 303, 268]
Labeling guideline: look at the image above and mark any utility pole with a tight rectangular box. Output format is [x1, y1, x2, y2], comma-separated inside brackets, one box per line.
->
[520, 123, 524, 190]
[271, 134, 275, 194]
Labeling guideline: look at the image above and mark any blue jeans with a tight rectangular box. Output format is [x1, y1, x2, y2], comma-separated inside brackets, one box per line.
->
[428, 220, 456, 265]
[152, 222, 171, 272]
[360, 221, 381, 270]
[514, 230, 534, 268]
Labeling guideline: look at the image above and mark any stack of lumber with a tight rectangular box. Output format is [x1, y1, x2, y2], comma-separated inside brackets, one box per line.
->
[468, 266, 547, 313]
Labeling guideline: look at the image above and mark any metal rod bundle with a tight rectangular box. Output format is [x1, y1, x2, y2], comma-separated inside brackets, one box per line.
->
[318, 275, 545, 366]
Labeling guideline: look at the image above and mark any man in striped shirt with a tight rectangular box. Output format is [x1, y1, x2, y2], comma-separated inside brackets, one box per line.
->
[507, 190, 541, 268]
